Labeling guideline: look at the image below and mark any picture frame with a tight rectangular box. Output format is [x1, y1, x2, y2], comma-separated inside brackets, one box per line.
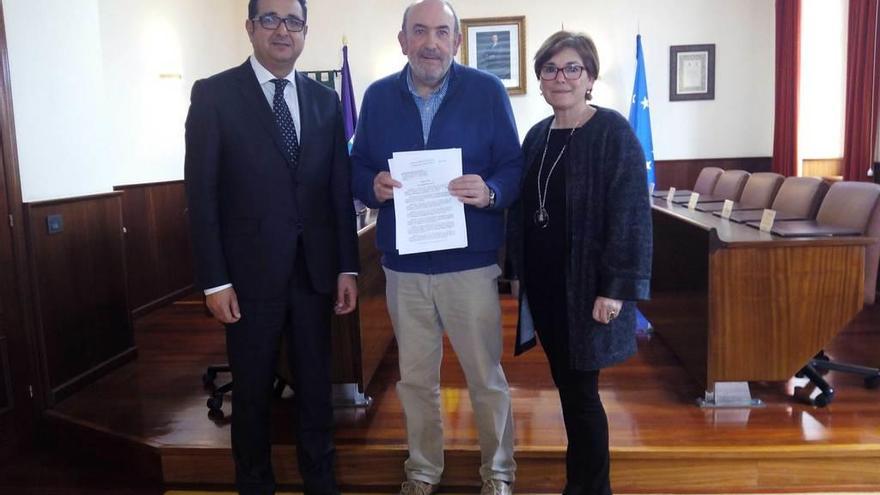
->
[460, 16, 527, 95]
[669, 44, 715, 101]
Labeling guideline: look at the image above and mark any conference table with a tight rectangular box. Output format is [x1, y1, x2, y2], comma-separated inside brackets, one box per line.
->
[641, 198, 873, 405]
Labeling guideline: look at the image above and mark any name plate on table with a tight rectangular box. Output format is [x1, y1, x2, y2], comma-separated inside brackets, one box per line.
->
[759, 209, 776, 233]
[720, 200, 734, 219]
[666, 187, 676, 204]
[687, 192, 700, 210]
[649, 182, 655, 195]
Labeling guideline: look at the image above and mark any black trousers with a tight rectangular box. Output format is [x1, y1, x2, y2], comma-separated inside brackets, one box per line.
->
[540, 333, 612, 495]
[225, 250, 337, 495]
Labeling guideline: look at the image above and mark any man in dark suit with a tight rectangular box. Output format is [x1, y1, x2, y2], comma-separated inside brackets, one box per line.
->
[184, 0, 359, 493]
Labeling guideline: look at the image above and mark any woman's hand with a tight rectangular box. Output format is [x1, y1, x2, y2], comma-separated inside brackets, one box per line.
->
[592, 296, 623, 324]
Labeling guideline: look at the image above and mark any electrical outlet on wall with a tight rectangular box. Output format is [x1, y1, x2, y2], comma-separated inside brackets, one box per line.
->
[46, 214, 63, 234]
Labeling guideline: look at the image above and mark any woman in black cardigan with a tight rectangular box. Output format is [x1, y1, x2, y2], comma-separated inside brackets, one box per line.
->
[507, 31, 652, 495]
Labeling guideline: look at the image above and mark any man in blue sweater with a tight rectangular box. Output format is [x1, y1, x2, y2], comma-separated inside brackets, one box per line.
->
[350, 1, 522, 494]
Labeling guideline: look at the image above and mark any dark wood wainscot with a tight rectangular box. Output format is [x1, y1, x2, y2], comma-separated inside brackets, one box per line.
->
[114, 181, 193, 317]
[24, 193, 134, 404]
[655, 157, 772, 190]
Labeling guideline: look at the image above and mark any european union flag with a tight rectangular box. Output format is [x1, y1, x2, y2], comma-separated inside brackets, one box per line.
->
[628, 34, 656, 188]
[628, 34, 654, 334]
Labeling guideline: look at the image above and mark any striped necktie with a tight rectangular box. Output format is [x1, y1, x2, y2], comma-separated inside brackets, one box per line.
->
[271, 78, 300, 167]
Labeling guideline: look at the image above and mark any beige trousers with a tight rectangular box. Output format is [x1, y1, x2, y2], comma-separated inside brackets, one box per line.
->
[384, 265, 516, 485]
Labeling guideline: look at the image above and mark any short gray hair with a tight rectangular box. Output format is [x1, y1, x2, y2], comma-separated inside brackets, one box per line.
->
[401, 0, 460, 35]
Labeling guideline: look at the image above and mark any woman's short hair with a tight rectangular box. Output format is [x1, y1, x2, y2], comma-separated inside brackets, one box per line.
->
[534, 31, 600, 97]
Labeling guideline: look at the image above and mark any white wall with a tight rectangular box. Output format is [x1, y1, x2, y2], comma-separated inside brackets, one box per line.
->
[299, 0, 776, 160]
[4, 0, 774, 201]
[96, 0, 251, 188]
[3, 0, 111, 202]
[2, 0, 249, 202]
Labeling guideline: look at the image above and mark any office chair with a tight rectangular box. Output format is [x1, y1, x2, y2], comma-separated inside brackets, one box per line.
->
[697, 172, 784, 212]
[796, 182, 880, 406]
[675, 169, 750, 205]
[203, 335, 292, 416]
[203, 363, 233, 414]
[768, 176, 829, 218]
[737, 172, 784, 208]
[693, 166, 724, 195]
[720, 176, 828, 223]
[710, 169, 750, 201]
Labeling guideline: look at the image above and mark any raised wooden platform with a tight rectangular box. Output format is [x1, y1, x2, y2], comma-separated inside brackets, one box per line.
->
[45, 297, 880, 493]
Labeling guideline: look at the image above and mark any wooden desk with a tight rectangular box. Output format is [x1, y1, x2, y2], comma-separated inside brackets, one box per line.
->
[330, 222, 394, 394]
[278, 222, 395, 399]
[642, 199, 872, 397]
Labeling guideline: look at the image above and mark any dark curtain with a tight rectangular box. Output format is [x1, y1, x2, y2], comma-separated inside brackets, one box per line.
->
[843, 0, 880, 181]
[772, 0, 801, 177]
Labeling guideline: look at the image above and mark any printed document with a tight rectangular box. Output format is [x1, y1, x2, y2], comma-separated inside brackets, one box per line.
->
[388, 148, 468, 255]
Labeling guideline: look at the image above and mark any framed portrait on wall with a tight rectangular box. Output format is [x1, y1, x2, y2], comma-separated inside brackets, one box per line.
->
[460, 16, 526, 95]
[669, 44, 715, 101]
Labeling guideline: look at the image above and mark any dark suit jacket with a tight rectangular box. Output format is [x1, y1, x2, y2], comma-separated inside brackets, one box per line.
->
[185, 60, 359, 300]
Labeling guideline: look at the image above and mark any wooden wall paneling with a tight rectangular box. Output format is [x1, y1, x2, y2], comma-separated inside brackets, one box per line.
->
[654, 157, 772, 190]
[150, 183, 193, 301]
[24, 193, 135, 403]
[115, 181, 194, 317]
[0, 335, 10, 412]
[117, 186, 156, 313]
[802, 158, 843, 178]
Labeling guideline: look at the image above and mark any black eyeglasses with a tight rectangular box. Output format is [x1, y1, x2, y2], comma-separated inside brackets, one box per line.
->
[252, 13, 306, 32]
[539, 64, 585, 81]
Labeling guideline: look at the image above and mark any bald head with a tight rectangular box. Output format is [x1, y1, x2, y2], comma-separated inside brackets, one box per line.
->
[401, 0, 460, 35]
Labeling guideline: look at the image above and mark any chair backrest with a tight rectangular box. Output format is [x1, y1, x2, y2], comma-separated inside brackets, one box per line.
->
[770, 176, 828, 218]
[815, 182, 880, 231]
[693, 167, 724, 195]
[814, 181, 880, 306]
[738, 172, 785, 208]
[864, 198, 880, 305]
[711, 170, 750, 201]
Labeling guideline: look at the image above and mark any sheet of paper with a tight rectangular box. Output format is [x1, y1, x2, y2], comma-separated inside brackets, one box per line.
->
[666, 187, 676, 204]
[389, 148, 468, 255]
[759, 209, 776, 233]
[721, 200, 734, 219]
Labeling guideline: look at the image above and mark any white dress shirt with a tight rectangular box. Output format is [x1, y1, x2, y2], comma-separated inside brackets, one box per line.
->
[250, 55, 302, 138]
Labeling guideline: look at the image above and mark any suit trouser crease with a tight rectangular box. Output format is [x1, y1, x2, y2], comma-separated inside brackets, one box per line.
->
[384, 265, 516, 485]
[227, 250, 337, 495]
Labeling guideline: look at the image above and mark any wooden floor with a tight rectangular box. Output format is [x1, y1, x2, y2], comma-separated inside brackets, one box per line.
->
[43, 296, 880, 493]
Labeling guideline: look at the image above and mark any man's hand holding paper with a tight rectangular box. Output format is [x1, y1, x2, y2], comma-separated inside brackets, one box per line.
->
[387, 148, 469, 255]
[448, 174, 492, 208]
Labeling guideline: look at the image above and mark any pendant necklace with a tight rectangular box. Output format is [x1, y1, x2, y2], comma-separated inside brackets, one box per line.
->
[535, 118, 578, 228]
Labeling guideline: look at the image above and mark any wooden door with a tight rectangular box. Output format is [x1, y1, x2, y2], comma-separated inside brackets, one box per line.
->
[0, 142, 31, 459]
[0, 1, 36, 460]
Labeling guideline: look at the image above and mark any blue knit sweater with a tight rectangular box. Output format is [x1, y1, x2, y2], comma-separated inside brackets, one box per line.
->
[351, 63, 523, 274]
